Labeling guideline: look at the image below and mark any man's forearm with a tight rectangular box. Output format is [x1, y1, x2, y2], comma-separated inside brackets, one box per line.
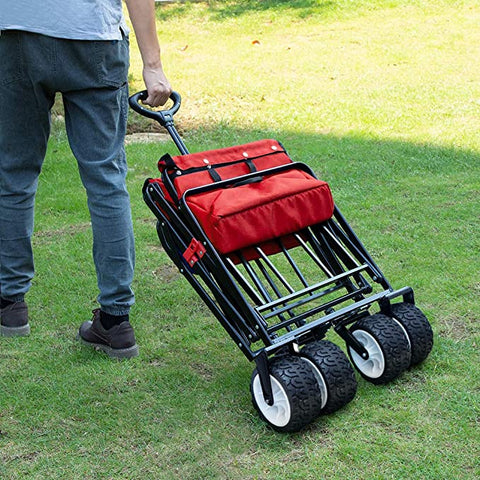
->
[125, 0, 162, 68]
[124, 0, 171, 106]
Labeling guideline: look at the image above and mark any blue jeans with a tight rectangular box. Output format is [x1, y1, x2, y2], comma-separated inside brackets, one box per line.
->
[0, 31, 134, 316]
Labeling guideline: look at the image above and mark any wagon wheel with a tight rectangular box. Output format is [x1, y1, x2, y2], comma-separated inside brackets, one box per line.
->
[390, 302, 433, 367]
[347, 314, 411, 384]
[250, 354, 322, 432]
[300, 340, 357, 414]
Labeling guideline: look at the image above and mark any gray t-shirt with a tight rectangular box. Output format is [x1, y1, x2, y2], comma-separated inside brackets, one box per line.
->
[0, 0, 129, 40]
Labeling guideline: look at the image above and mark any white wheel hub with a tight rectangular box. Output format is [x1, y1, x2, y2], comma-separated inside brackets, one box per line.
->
[349, 330, 385, 378]
[252, 374, 291, 427]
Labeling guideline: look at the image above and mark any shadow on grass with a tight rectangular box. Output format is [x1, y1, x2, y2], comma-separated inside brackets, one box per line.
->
[47, 115, 479, 340]
[146, 121, 478, 181]
[156, 0, 342, 21]
[129, 120, 479, 342]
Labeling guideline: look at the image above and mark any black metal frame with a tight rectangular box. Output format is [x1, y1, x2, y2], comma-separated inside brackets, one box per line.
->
[131, 91, 416, 405]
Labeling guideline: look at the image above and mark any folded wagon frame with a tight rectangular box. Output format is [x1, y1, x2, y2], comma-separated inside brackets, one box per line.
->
[130, 92, 433, 432]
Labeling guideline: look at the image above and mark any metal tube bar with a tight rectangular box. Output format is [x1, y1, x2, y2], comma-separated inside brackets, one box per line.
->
[253, 258, 295, 329]
[267, 286, 373, 334]
[256, 264, 368, 313]
[280, 241, 309, 288]
[241, 256, 273, 304]
[255, 258, 284, 299]
[225, 257, 265, 306]
[262, 291, 390, 351]
[294, 233, 334, 277]
[255, 247, 295, 294]
[322, 223, 361, 269]
[262, 283, 346, 320]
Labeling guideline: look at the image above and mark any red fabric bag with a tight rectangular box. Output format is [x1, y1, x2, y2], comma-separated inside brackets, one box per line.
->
[154, 139, 334, 254]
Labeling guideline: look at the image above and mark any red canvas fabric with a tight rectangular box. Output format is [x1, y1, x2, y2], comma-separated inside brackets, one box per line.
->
[186, 170, 334, 253]
[160, 139, 288, 172]
[227, 233, 306, 264]
[160, 139, 291, 197]
[147, 178, 175, 220]
[152, 139, 334, 254]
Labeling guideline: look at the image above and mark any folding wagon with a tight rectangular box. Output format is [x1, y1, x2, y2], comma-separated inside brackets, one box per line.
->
[129, 92, 433, 432]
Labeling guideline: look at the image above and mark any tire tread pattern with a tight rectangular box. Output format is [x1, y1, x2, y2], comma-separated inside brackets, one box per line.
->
[251, 355, 322, 432]
[349, 313, 411, 384]
[391, 302, 433, 366]
[301, 340, 357, 414]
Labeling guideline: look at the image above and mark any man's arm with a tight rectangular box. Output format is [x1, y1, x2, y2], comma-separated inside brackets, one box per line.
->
[125, 0, 172, 106]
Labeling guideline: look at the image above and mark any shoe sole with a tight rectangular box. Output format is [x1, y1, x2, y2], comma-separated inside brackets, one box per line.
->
[78, 336, 139, 359]
[1, 324, 30, 337]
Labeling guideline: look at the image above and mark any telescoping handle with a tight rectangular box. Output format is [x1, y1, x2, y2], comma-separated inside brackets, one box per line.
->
[128, 90, 189, 155]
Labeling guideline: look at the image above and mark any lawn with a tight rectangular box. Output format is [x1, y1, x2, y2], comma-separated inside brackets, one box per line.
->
[1, 1, 479, 478]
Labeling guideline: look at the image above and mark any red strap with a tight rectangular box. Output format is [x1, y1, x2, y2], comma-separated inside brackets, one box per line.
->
[183, 238, 206, 267]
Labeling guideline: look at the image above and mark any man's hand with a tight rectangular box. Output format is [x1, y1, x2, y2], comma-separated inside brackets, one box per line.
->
[143, 64, 172, 107]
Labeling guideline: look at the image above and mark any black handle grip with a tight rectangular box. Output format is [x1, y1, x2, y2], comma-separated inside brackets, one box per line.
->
[231, 176, 264, 187]
[128, 90, 181, 127]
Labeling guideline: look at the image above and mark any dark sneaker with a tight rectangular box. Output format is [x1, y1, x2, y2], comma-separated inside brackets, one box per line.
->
[0, 301, 30, 337]
[78, 309, 139, 359]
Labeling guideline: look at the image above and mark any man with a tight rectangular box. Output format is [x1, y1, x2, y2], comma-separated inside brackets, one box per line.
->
[0, 0, 172, 358]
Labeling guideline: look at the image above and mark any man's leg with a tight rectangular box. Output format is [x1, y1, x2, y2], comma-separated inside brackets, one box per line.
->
[64, 84, 135, 316]
[57, 36, 138, 357]
[0, 31, 54, 336]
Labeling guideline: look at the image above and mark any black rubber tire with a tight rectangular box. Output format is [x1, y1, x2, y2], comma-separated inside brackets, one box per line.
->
[390, 302, 433, 367]
[250, 354, 323, 433]
[300, 340, 358, 415]
[347, 313, 411, 385]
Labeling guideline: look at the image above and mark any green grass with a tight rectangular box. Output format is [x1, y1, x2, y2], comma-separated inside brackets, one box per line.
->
[1, 1, 480, 478]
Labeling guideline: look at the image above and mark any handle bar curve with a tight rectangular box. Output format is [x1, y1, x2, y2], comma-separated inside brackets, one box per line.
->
[128, 90, 181, 127]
